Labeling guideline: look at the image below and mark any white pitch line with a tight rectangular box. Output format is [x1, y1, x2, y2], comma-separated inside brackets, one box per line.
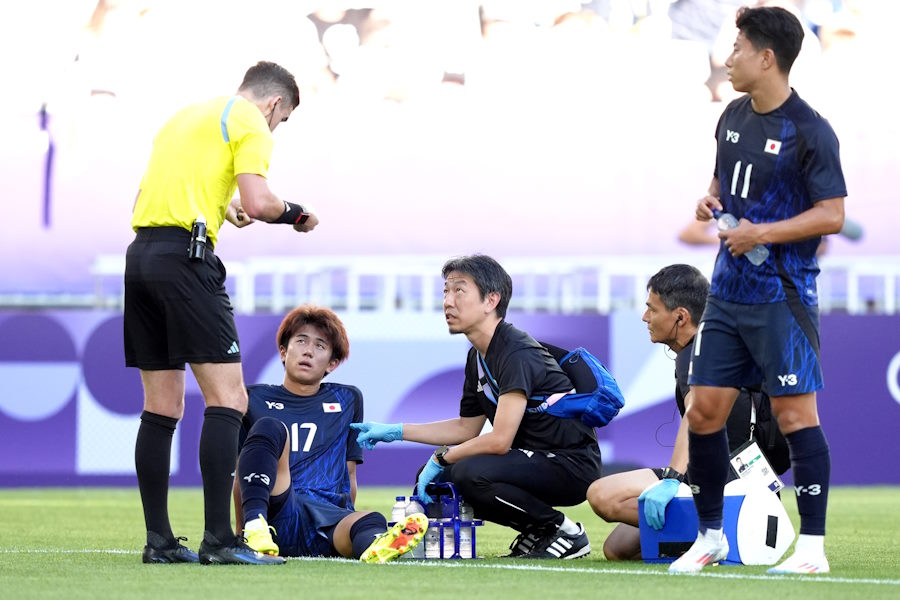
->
[3, 549, 898, 587]
[286, 555, 900, 586]
[1, 549, 135, 555]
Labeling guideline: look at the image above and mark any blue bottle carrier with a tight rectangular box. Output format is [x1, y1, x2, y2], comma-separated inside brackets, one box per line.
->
[391, 482, 483, 559]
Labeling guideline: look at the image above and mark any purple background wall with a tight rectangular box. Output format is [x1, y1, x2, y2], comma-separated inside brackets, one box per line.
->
[0, 310, 897, 486]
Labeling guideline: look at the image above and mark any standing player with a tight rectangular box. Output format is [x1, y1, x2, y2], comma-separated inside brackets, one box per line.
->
[351, 255, 601, 559]
[234, 305, 428, 563]
[670, 7, 846, 575]
[126, 61, 318, 565]
[587, 264, 788, 560]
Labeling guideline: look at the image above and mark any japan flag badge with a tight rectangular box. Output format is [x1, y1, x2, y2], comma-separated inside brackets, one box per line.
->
[322, 403, 342, 413]
[764, 139, 782, 154]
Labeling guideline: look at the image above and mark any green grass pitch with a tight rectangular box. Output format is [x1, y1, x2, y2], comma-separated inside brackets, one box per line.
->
[1, 486, 898, 599]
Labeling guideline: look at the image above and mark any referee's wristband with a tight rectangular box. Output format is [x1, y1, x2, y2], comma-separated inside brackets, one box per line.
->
[275, 201, 309, 225]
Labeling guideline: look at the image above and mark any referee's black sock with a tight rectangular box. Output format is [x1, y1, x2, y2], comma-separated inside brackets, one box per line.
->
[786, 426, 830, 536]
[687, 428, 730, 532]
[199, 406, 243, 545]
[135, 410, 178, 546]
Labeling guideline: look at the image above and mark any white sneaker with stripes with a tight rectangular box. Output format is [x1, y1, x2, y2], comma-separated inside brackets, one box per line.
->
[523, 523, 591, 560]
[505, 526, 543, 557]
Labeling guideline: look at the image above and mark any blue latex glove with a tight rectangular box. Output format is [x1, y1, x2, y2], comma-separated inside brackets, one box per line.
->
[349, 422, 403, 450]
[415, 457, 446, 505]
[638, 478, 680, 530]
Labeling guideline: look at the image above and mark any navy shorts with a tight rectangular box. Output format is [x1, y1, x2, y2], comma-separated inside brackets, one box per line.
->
[688, 296, 823, 397]
[269, 490, 355, 557]
[124, 227, 241, 370]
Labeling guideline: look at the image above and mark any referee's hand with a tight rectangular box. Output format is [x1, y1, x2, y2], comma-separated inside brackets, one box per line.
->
[226, 199, 254, 228]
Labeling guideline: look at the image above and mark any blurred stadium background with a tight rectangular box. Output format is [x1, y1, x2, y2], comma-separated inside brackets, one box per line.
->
[0, 0, 897, 488]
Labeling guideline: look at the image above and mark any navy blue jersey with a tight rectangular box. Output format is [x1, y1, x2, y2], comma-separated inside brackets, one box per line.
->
[711, 91, 846, 306]
[243, 383, 364, 509]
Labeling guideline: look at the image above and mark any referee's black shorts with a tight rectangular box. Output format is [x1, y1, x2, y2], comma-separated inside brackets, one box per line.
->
[124, 227, 241, 370]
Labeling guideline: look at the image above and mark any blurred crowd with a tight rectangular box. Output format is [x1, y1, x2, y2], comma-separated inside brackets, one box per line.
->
[4, 1, 888, 121]
[1, 0, 894, 285]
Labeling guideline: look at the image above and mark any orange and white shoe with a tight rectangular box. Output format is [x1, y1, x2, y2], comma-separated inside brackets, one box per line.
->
[668, 529, 729, 574]
[767, 552, 830, 574]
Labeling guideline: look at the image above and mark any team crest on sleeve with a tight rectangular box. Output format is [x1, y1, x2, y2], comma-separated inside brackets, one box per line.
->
[764, 139, 782, 154]
[322, 403, 342, 413]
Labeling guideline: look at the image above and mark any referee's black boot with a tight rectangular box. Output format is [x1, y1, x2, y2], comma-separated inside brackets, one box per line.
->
[142, 532, 199, 564]
[198, 531, 285, 565]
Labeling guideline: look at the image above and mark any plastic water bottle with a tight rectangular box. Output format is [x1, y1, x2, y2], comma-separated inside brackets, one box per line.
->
[405, 496, 427, 559]
[423, 497, 443, 559]
[424, 521, 441, 559]
[406, 495, 426, 517]
[714, 210, 769, 266]
[442, 521, 455, 558]
[458, 500, 474, 558]
[391, 496, 406, 524]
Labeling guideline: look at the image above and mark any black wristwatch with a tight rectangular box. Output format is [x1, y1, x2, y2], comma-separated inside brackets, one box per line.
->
[661, 466, 685, 483]
[433, 445, 451, 467]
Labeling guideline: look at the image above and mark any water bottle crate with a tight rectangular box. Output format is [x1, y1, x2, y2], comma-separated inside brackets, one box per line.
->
[389, 482, 483, 559]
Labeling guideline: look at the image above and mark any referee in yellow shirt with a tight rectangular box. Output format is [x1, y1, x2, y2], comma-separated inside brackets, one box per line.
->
[125, 61, 316, 565]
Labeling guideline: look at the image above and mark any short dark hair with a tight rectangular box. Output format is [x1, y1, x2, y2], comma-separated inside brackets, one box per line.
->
[736, 6, 804, 74]
[442, 254, 512, 319]
[238, 61, 300, 108]
[647, 264, 709, 325]
[276, 304, 349, 363]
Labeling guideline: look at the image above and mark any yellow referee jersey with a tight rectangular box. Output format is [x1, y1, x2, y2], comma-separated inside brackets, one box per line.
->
[132, 95, 273, 246]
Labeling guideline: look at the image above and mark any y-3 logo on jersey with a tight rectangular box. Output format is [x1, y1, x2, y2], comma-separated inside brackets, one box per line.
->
[777, 374, 798, 387]
[265, 401, 284, 410]
[726, 130, 740, 143]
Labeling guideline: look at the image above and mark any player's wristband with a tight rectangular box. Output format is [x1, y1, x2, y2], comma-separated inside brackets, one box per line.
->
[275, 201, 309, 225]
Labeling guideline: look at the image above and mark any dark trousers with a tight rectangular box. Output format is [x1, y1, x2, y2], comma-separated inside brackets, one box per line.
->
[445, 446, 600, 532]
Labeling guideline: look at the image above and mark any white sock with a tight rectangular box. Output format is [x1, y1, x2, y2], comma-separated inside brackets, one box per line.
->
[559, 516, 579, 535]
[700, 527, 724, 542]
[794, 534, 825, 557]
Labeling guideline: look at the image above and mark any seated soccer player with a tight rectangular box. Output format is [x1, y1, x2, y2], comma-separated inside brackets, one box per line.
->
[233, 304, 427, 563]
[586, 264, 788, 560]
